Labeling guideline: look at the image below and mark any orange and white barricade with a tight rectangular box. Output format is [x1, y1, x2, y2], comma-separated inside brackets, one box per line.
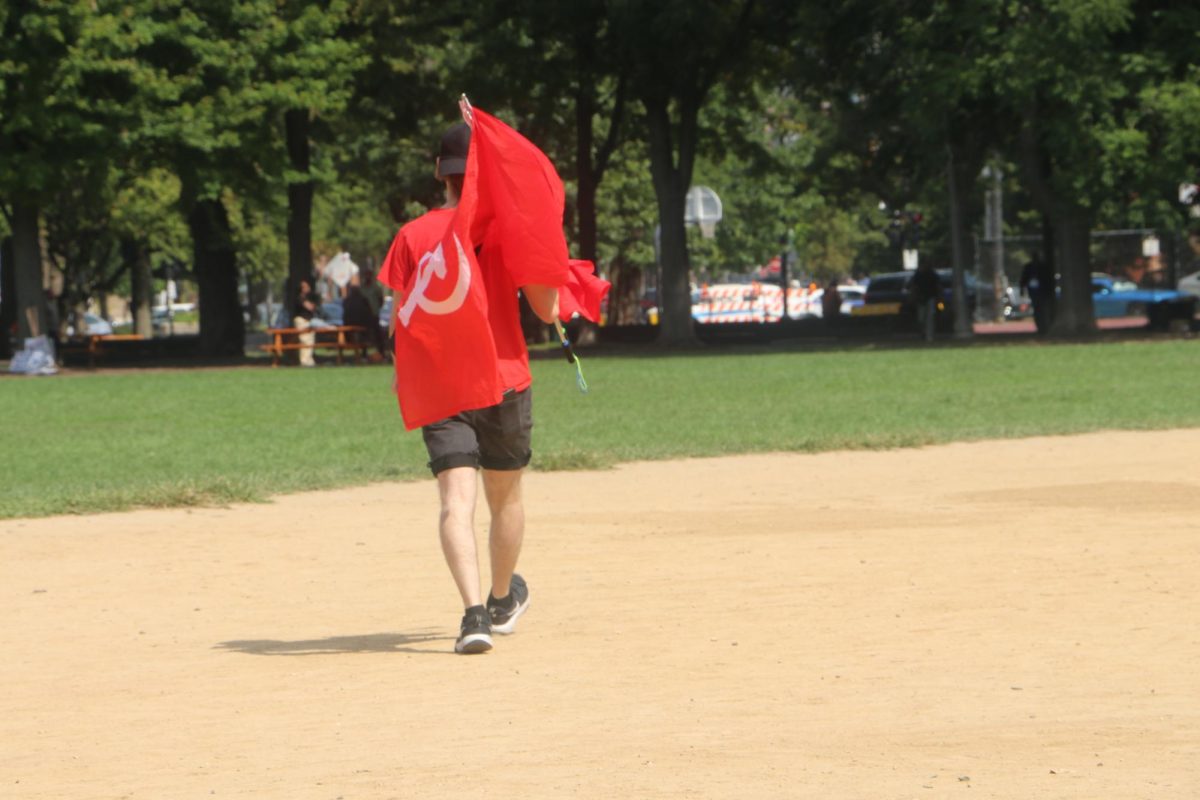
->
[692, 283, 816, 323]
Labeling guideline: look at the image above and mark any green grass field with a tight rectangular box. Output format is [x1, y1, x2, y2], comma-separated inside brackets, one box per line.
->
[2, 339, 1197, 519]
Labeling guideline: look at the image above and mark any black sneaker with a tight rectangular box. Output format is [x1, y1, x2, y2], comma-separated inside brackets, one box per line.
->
[454, 605, 493, 654]
[487, 574, 530, 635]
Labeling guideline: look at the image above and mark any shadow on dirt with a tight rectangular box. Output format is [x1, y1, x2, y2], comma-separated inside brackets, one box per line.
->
[215, 630, 452, 656]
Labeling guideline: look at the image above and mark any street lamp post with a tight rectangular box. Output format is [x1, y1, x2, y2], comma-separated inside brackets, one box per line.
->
[982, 165, 1005, 321]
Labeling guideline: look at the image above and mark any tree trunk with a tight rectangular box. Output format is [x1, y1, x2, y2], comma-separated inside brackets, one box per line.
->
[573, 23, 598, 263]
[188, 197, 245, 356]
[1018, 107, 1095, 338]
[645, 96, 699, 346]
[11, 201, 47, 340]
[946, 144, 974, 339]
[0, 236, 15, 357]
[576, 166, 600, 263]
[124, 236, 154, 337]
[1049, 206, 1096, 336]
[286, 108, 314, 317]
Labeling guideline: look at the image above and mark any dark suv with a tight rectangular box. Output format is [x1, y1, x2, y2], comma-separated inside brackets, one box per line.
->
[858, 269, 979, 328]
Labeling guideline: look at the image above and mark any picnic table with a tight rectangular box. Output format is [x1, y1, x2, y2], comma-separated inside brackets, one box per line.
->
[260, 325, 370, 367]
[62, 333, 145, 368]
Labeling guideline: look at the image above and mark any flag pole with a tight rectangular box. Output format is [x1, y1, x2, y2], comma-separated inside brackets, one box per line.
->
[553, 319, 588, 394]
[553, 319, 576, 364]
[459, 93, 474, 125]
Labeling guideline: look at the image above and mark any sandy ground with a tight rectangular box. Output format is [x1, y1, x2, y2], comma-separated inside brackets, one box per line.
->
[2, 430, 1198, 799]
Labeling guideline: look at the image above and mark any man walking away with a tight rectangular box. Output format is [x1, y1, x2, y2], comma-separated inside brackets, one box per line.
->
[1019, 252, 1055, 335]
[378, 121, 554, 654]
[909, 262, 940, 342]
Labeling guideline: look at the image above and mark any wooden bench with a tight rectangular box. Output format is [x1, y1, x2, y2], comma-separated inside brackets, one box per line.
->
[260, 325, 370, 367]
[62, 333, 145, 368]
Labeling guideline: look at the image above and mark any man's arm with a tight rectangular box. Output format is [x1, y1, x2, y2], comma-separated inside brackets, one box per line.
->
[522, 284, 559, 324]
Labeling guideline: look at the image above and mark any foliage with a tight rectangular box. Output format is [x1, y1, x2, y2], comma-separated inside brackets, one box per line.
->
[111, 169, 191, 278]
[226, 191, 287, 287]
[688, 85, 886, 283]
[604, 0, 801, 343]
[4, 0, 1200, 346]
[592, 139, 658, 277]
[312, 176, 400, 271]
[341, 0, 471, 224]
[0, 0, 141, 198]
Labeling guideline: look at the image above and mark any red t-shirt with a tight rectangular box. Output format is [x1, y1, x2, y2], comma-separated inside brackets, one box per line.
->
[377, 207, 531, 394]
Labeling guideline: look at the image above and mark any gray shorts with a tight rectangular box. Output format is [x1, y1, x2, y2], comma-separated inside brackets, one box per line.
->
[421, 388, 533, 475]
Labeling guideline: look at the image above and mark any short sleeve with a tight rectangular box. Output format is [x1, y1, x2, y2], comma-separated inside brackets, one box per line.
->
[377, 230, 409, 293]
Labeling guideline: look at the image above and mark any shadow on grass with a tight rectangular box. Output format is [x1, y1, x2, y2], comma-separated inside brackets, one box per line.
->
[215, 630, 452, 657]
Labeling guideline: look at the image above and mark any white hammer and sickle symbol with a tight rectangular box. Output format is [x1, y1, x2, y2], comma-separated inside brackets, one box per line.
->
[399, 234, 472, 328]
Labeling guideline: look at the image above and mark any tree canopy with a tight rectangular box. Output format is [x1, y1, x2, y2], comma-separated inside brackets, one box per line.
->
[2, 0, 1198, 351]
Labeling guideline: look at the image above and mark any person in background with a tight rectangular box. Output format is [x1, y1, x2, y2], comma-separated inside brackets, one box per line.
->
[293, 276, 319, 367]
[360, 269, 384, 318]
[821, 280, 843, 324]
[909, 262, 940, 343]
[1019, 252, 1055, 335]
[342, 271, 386, 361]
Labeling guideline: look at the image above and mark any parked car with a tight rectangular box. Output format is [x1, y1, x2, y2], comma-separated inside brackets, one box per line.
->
[1088, 273, 1184, 318]
[856, 271, 911, 317]
[837, 285, 866, 316]
[855, 269, 980, 327]
[802, 285, 866, 318]
[1175, 270, 1200, 298]
[66, 312, 113, 337]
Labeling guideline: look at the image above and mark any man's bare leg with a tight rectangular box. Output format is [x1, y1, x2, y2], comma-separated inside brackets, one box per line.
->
[482, 468, 524, 600]
[436, 466, 482, 608]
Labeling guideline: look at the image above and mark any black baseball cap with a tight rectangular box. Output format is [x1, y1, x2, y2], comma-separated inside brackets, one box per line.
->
[436, 123, 471, 178]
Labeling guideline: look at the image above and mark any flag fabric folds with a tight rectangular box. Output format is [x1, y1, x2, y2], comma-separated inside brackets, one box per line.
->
[560, 259, 611, 322]
[468, 108, 610, 322]
[387, 106, 611, 430]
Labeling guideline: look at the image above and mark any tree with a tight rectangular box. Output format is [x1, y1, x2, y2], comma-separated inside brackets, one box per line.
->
[342, 0, 468, 227]
[689, 85, 881, 285]
[498, 0, 629, 265]
[43, 164, 124, 331]
[983, 1, 1182, 335]
[128, 0, 292, 355]
[0, 0, 141, 341]
[265, 1, 364, 316]
[808, 1, 1010, 336]
[592, 138, 658, 323]
[608, 0, 795, 345]
[1118, 3, 1200, 263]
[111, 171, 191, 336]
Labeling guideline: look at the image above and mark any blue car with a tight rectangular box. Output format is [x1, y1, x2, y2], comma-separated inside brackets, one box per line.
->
[1089, 274, 1184, 318]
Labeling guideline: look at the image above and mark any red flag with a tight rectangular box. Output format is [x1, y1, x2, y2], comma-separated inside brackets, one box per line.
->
[469, 109, 610, 320]
[560, 259, 611, 322]
[469, 109, 570, 288]
[385, 106, 611, 429]
[386, 146, 504, 430]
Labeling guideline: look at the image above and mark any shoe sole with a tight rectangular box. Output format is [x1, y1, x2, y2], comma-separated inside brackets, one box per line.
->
[455, 632, 493, 654]
[490, 599, 529, 635]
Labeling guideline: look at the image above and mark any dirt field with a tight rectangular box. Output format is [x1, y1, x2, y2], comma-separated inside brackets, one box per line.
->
[3, 430, 1198, 799]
